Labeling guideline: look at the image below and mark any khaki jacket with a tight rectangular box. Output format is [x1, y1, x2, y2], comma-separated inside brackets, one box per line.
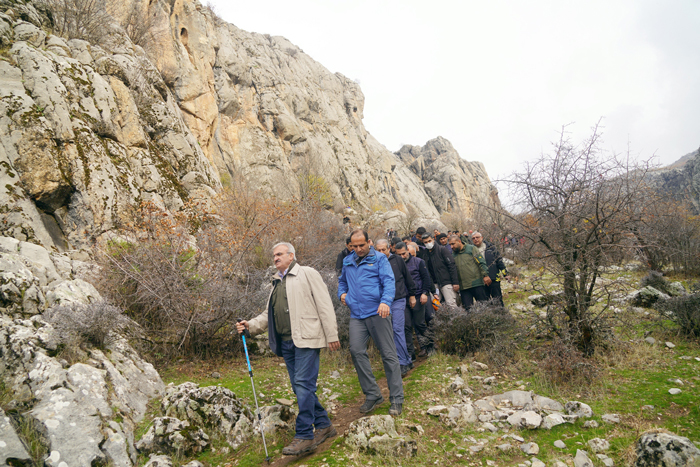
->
[248, 263, 339, 349]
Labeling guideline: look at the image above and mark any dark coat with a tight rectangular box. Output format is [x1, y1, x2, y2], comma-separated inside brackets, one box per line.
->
[420, 244, 458, 288]
[405, 255, 432, 296]
[335, 248, 351, 275]
[388, 253, 416, 300]
[483, 241, 508, 281]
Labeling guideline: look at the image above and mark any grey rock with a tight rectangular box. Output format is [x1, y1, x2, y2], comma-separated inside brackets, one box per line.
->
[345, 415, 416, 458]
[0, 408, 32, 466]
[162, 382, 254, 449]
[276, 398, 293, 406]
[543, 413, 567, 429]
[470, 444, 485, 453]
[642, 405, 655, 411]
[583, 420, 599, 428]
[601, 413, 620, 424]
[13, 21, 45, 47]
[597, 454, 615, 467]
[330, 370, 341, 379]
[45, 279, 101, 307]
[497, 443, 513, 451]
[521, 442, 540, 455]
[483, 422, 498, 432]
[588, 438, 610, 452]
[575, 449, 595, 467]
[667, 378, 683, 385]
[483, 376, 497, 385]
[645, 337, 656, 345]
[628, 286, 670, 307]
[182, 461, 205, 467]
[440, 403, 479, 427]
[143, 454, 173, 467]
[554, 440, 567, 449]
[135, 417, 209, 456]
[565, 401, 594, 418]
[634, 431, 700, 467]
[529, 291, 564, 307]
[507, 410, 542, 429]
[665, 341, 676, 349]
[534, 394, 565, 412]
[531, 458, 546, 467]
[427, 405, 449, 416]
[102, 422, 134, 467]
[450, 375, 465, 392]
[668, 388, 682, 395]
[666, 282, 687, 296]
[554, 462, 569, 467]
[471, 361, 489, 370]
[255, 404, 295, 435]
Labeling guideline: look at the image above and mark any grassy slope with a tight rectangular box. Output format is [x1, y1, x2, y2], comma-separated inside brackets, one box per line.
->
[140, 268, 700, 467]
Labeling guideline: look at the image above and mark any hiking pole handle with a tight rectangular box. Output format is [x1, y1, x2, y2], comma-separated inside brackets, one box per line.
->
[237, 318, 253, 377]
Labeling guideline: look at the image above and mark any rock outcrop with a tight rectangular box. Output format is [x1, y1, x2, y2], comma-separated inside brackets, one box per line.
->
[397, 137, 502, 217]
[634, 431, 700, 467]
[0, 0, 502, 253]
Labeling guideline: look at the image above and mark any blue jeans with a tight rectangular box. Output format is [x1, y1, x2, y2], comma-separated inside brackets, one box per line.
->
[390, 298, 411, 366]
[281, 340, 331, 439]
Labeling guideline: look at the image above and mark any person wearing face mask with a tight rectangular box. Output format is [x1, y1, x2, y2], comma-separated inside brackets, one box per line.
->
[375, 239, 416, 377]
[396, 242, 435, 359]
[419, 232, 459, 308]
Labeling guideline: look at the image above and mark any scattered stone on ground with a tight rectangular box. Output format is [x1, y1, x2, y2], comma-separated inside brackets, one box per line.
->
[588, 438, 611, 452]
[345, 415, 417, 458]
[601, 413, 620, 424]
[575, 449, 595, 467]
[641, 405, 654, 411]
[521, 442, 540, 455]
[566, 401, 594, 418]
[472, 361, 489, 370]
[666, 342, 676, 349]
[644, 337, 656, 345]
[627, 286, 670, 307]
[531, 458, 546, 467]
[597, 454, 615, 467]
[143, 454, 173, 467]
[634, 431, 700, 467]
[584, 420, 600, 429]
[554, 440, 567, 449]
[543, 413, 568, 429]
[498, 443, 514, 451]
[277, 398, 293, 406]
[667, 378, 683, 385]
[669, 388, 683, 395]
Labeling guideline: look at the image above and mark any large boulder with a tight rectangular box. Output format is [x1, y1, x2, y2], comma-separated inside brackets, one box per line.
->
[634, 431, 700, 467]
[0, 408, 32, 466]
[628, 286, 671, 307]
[161, 382, 254, 449]
[135, 417, 210, 456]
[345, 415, 417, 458]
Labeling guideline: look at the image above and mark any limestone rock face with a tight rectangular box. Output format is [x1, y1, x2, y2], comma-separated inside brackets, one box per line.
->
[634, 431, 700, 467]
[396, 137, 502, 216]
[0, 0, 219, 251]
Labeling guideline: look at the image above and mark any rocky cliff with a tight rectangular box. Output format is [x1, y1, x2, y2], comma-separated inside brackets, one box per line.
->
[646, 147, 700, 213]
[0, 0, 500, 253]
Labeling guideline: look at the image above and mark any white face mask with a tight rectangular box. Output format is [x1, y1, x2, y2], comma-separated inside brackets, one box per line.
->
[425, 241, 434, 250]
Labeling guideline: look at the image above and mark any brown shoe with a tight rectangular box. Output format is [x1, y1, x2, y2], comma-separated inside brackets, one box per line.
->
[313, 424, 338, 447]
[282, 437, 317, 456]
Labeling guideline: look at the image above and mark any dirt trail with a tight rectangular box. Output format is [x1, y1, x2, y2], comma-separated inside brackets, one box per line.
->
[267, 358, 425, 467]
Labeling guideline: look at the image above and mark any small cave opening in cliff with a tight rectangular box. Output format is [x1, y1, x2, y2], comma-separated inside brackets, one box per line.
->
[353, 106, 358, 112]
[180, 28, 189, 46]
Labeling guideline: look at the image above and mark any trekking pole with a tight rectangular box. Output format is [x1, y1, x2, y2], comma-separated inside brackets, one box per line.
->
[237, 318, 271, 463]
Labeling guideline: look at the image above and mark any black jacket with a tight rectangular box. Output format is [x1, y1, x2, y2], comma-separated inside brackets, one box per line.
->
[335, 248, 352, 275]
[388, 254, 416, 300]
[405, 255, 432, 296]
[419, 245, 459, 288]
[483, 241, 507, 281]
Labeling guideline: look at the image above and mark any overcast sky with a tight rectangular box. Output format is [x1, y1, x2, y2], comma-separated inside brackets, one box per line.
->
[207, 0, 700, 190]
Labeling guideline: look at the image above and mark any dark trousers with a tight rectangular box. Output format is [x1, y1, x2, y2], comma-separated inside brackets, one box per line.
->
[404, 299, 434, 358]
[486, 279, 504, 306]
[281, 340, 331, 439]
[460, 286, 488, 311]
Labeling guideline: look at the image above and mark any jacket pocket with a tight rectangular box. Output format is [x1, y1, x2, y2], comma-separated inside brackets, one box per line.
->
[300, 316, 321, 339]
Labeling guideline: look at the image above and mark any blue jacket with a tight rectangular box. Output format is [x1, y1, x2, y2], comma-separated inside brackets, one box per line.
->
[405, 255, 432, 296]
[338, 247, 396, 319]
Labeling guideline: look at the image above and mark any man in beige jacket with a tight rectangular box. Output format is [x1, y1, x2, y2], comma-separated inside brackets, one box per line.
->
[237, 242, 340, 456]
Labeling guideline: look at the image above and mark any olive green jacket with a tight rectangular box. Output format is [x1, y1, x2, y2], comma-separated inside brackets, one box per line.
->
[452, 244, 489, 290]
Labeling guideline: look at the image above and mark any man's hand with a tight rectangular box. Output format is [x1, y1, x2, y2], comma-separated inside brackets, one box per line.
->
[328, 341, 340, 351]
[340, 293, 347, 305]
[484, 276, 492, 286]
[236, 320, 249, 334]
[377, 303, 390, 318]
[452, 284, 460, 292]
[420, 293, 428, 305]
[409, 296, 416, 308]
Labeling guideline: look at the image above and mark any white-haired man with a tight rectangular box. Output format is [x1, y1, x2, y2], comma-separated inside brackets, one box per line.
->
[237, 242, 340, 456]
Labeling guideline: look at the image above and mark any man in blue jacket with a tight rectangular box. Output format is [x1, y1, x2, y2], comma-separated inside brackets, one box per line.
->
[339, 229, 404, 416]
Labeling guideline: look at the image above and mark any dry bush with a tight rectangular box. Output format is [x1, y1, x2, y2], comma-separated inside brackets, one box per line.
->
[537, 337, 599, 385]
[96, 179, 345, 363]
[42, 300, 131, 349]
[640, 270, 670, 294]
[47, 0, 112, 43]
[432, 299, 519, 358]
[655, 293, 700, 338]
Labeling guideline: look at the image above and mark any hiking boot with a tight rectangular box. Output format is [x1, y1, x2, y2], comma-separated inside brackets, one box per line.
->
[389, 402, 403, 416]
[282, 437, 316, 456]
[359, 396, 384, 413]
[400, 364, 410, 378]
[313, 424, 337, 447]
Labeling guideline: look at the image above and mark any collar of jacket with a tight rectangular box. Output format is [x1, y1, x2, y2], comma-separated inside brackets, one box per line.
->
[345, 247, 378, 266]
[271, 261, 300, 282]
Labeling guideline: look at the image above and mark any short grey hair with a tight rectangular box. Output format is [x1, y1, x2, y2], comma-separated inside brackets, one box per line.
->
[375, 239, 389, 248]
[407, 243, 417, 254]
[471, 231, 483, 238]
[272, 242, 295, 255]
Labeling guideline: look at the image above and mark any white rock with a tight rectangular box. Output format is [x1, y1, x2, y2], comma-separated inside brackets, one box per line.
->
[601, 413, 620, 424]
[665, 342, 676, 349]
[508, 410, 542, 429]
[644, 337, 656, 345]
[583, 420, 599, 428]
[574, 449, 594, 467]
[669, 388, 682, 395]
[497, 443, 513, 451]
[483, 422, 498, 433]
[588, 438, 610, 452]
[596, 454, 614, 467]
[543, 413, 567, 430]
[565, 401, 593, 418]
[521, 442, 540, 455]
[554, 440, 566, 449]
[427, 405, 449, 416]
[472, 361, 489, 370]
[531, 458, 546, 467]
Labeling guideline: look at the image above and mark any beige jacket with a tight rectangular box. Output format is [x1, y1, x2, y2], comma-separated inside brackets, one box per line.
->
[248, 263, 339, 349]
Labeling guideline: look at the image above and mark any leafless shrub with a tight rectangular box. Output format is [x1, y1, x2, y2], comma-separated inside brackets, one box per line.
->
[655, 293, 700, 338]
[43, 300, 131, 349]
[640, 270, 670, 294]
[432, 299, 519, 357]
[537, 337, 599, 385]
[47, 0, 112, 43]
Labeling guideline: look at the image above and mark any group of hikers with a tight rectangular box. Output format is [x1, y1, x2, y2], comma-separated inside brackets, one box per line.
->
[236, 226, 510, 456]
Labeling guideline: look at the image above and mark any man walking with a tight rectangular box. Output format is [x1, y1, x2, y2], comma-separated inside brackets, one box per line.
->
[396, 242, 435, 359]
[419, 232, 459, 308]
[237, 242, 339, 456]
[376, 239, 416, 376]
[339, 230, 404, 416]
[471, 231, 509, 306]
[448, 235, 491, 311]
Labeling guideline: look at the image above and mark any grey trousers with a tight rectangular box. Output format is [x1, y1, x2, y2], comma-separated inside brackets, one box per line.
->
[349, 315, 404, 404]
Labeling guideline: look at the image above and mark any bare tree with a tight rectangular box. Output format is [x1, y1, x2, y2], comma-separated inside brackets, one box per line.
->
[502, 122, 655, 353]
[47, 0, 111, 42]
